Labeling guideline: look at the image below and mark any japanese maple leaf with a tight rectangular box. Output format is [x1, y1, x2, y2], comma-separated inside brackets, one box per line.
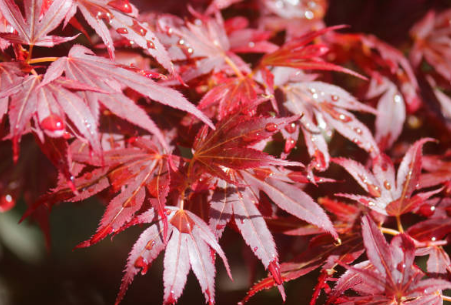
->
[0, 0, 77, 47]
[42, 44, 213, 150]
[328, 33, 420, 112]
[61, 0, 174, 71]
[410, 9, 451, 83]
[67, 136, 173, 248]
[197, 76, 262, 120]
[241, 231, 364, 304]
[0, 74, 100, 162]
[420, 151, 451, 190]
[283, 81, 379, 171]
[158, 12, 249, 82]
[225, 16, 278, 54]
[191, 113, 301, 182]
[328, 215, 451, 304]
[115, 207, 232, 305]
[333, 138, 442, 216]
[259, 26, 365, 79]
[207, 168, 338, 298]
[366, 75, 406, 151]
[0, 62, 21, 125]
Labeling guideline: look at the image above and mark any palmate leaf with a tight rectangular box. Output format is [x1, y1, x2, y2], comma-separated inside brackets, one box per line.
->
[208, 169, 338, 297]
[0, 0, 77, 46]
[115, 207, 232, 305]
[0, 74, 100, 162]
[192, 113, 301, 181]
[198, 76, 260, 120]
[63, 0, 174, 71]
[329, 215, 451, 304]
[367, 75, 406, 150]
[333, 138, 441, 216]
[72, 137, 171, 248]
[43, 44, 213, 150]
[159, 12, 241, 81]
[241, 170, 337, 239]
[241, 232, 364, 304]
[283, 81, 378, 171]
[260, 26, 365, 79]
[410, 9, 451, 82]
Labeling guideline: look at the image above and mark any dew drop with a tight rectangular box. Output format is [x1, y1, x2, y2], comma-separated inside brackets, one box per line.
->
[331, 94, 339, 102]
[393, 94, 402, 103]
[314, 149, 327, 170]
[147, 40, 155, 49]
[146, 240, 155, 250]
[248, 41, 255, 48]
[265, 123, 278, 132]
[187, 47, 193, 54]
[107, 0, 132, 14]
[0, 194, 15, 212]
[353, 127, 362, 135]
[339, 113, 352, 122]
[167, 290, 177, 304]
[431, 237, 436, 241]
[178, 39, 185, 45]
[131, 20, 147, 36]
[367, 184, 381, 197]
[285, 122, 296, 133]
[352, 138, 362, 145]
[253, 247, 258, 252]
[368, 201, 375, 206]
[304, 10, 314, 19]
[284, 138, 296, 153]
[116, 27, 129, 34]
[96, 9, 112, 22]
[419, 204, 435, 217]
[312, 93, 319, 99]
[383, 181, 391, 190]
[41, 114, 65, 132]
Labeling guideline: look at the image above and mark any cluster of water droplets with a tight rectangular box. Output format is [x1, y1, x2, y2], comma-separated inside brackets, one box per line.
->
[270, 0, 324, 20]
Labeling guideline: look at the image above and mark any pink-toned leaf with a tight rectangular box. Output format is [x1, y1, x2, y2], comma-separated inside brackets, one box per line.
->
[163, 228, 190, 305]
[368, 76, 406, 150]
[209, 180, 234, 238]
[396, 138, 435, 200]
[332, 158, 380, 196]
[0, 0, 74, 46]
[187, 228, 217, 304]
[407, 218, 451, 242]
[261, 26, 365, 79]
[241, 170, 337, 239]
[232, 188, 278, 269]
[115, 213, 166, 305]
[361, 215, 393, 278]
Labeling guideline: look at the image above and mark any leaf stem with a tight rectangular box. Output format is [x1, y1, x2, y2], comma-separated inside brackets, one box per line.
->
[396, 215, 404, 233]
[28, 57, 59, 65]
[224, 55, 244, 79]
[26, 44, 34, 62]
[442, 295, 451, 303]
[380, 227, 400, 236]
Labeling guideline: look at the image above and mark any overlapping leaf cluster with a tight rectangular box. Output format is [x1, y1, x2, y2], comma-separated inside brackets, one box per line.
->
[1, 0, 451, 304]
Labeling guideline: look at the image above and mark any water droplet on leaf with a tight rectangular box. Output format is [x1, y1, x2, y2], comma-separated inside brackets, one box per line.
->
[265, 123, 278, 132]
[108, 0, 132, 13]
[116, 27, 129, 34]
